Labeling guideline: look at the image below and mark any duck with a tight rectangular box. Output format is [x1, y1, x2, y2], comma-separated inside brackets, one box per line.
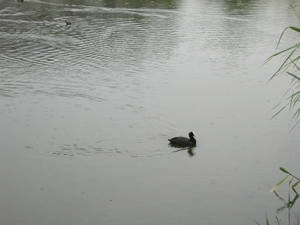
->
[65, 20, 72, 26]
[168, 131, 196, 146]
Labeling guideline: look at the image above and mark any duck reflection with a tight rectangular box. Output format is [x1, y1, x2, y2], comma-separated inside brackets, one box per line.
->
[169, 144, 196, 157]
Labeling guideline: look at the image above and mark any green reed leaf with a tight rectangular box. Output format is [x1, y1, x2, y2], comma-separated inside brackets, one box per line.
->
[280, 167, 292, 175]
[292, 180, 300, 189]
[289, 26, 300, 33]
[288, 194, 299, 209]
[270, 175, 290, 192]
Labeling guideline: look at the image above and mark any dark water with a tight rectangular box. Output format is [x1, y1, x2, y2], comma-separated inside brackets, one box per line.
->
[1, 0, 300, 224]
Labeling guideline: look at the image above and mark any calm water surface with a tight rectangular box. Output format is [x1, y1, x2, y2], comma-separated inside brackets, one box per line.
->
[1, 0, 300, 224]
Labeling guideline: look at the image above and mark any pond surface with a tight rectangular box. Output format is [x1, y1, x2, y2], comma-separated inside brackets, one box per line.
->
[1, 0, 300, 224]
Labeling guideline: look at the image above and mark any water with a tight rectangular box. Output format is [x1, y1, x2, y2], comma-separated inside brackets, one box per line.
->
[1, 0, 300, 224]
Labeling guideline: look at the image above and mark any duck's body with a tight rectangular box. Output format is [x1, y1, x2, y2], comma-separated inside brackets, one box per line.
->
[168, 131, 196, 146]
[65, 20, 72, 26]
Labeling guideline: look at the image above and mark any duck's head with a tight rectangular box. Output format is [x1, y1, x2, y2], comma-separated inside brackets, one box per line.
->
[189, 131, 196, 139]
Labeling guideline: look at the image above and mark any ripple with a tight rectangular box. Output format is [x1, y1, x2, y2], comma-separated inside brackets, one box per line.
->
[0, 2, 177, 102]
[46, 141, 175, 158]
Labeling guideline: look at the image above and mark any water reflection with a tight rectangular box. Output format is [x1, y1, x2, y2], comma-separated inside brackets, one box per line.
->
[170, 144, 196, 157]
[273, 190, 291, 213]
[273, 190, 299, 213]
[102, 0, 179, 9]
[218, 0, 258, 15]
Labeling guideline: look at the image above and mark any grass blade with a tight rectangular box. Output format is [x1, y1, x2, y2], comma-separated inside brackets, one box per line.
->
[289, 26, 300, 32]
[292, 180, 300, 189]
[270, 175, 290, 192]
[287, 72, 300, 81]
[271, 106, 287, 120]
[266, 213, 270, 225]
[288, 194, 299, 209]
[280, 167, 292, 175]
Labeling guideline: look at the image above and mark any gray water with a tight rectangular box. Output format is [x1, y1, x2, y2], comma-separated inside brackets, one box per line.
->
[1, 0, 300, 224]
